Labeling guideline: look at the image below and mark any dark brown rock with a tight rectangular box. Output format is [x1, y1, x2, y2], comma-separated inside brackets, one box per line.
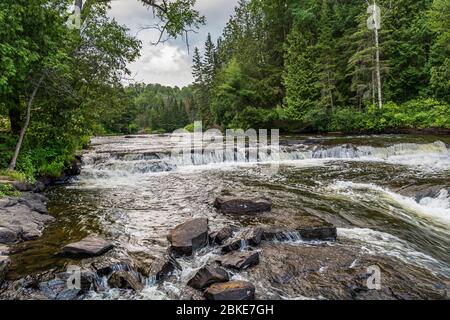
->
[262, 215, 337, 242]
[298, 226, 337, 241]
[62, 236, 114, 257]
[204, 281, 255, 300]
[167, 218, 209, 256]
[216, 251, 260, 270]
[214, 197, 272, 215]
[209, 226, 233, 245]
[187, 266, 229, 290]
[108, 270, 144, 291]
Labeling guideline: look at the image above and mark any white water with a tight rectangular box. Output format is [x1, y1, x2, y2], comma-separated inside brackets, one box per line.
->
[330, 181, 450, 226]
[80, 139, 450, 181]
[338, 228, 450, 277]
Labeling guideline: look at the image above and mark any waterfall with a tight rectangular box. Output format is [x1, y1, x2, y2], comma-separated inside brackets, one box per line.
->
[80, 140, 449, 178]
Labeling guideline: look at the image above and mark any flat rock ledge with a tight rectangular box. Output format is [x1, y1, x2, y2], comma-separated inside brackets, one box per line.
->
[216, 251, 260, 270]
[204, 281, 256, 300]
[62, 235, 114, 257]
[0, 193, 54, 244]
[214, 197, 272, 215]
[167, 218, 209, 257]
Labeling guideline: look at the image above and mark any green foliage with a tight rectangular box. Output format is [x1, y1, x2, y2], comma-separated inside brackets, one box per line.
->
[327, 99, 450, 133]
[0, 184, 20, 198]
[187, 0, 448, 135]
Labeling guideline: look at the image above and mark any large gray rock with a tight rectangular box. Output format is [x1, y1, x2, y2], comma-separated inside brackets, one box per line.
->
[187, 266, 229, 290]
[108, 270, 144, 291]
[0, 194, 53, 244]
[214, 197, 272, 215]
[39, 278, 81, 300]
[0, 255, 11, 284]
[204, 281, 255, 300]
[167, 218, 209, 256]
[62, 235, 114, 257]
[216, 251, 260, 270]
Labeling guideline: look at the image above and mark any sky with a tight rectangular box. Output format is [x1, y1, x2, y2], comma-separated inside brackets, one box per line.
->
[107, 0, 240, 88]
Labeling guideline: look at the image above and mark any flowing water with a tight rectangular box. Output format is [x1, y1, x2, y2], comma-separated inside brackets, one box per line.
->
[5, 134, 450, 299]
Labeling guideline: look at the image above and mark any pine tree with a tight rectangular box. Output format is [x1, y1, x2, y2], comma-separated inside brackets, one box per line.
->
[192, 47, 203, 85]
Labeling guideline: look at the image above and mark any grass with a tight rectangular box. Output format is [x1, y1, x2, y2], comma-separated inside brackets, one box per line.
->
[0, 184, 20, 198]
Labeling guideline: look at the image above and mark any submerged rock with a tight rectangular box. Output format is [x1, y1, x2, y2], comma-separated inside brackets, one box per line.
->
[0, 255, 11, 284]
[209, 226, 234, 245]
[187, 266, 229, 290]
[204, 281, 255, 300]
[214, 197, 272, 215]
[108, 270, 144, 291]
[216, 251, 260, 270]
[62, 235, 114, 257]
[262, 216, 337, 242]
[167, 218, 209, 256]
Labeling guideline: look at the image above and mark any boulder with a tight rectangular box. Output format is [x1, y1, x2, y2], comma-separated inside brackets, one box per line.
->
[204, 281, 255, 300]
[108, 270, 144, 291]
[0, 255, 11, 283]
[209, 226, 233, 245]
[167, 218, 209, 256]
[214, 197, 272, 215]
[0, 194, 53, 244]
[0, 226, 21, 244]
[216, 251, 260, 270]
[133, 255, 182, 283]
[155, 256, 182, 282]
[62, 235, 114, 257]
[187, 266, 229, 290]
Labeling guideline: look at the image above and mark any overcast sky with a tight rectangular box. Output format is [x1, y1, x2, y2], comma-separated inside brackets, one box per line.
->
[107, 0, 239, 88]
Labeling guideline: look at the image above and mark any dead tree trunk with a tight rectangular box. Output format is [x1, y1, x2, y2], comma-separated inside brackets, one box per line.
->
[8, 74, 45, 171]
[373, 0, 383, 109]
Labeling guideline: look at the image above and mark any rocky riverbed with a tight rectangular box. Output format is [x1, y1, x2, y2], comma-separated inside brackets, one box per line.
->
[1, 134, 449, 300]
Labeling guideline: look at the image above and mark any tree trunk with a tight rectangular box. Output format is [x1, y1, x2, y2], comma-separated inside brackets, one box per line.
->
[8, 74, 45, 171]
[373, 1, 383, 109]
[8, 96, 22, 134]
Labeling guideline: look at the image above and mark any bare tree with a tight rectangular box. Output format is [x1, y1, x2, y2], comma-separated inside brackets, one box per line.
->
[8, 74, 45, 171]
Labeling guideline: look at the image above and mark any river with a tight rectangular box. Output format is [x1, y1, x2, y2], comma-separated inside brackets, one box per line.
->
[6, 133, 450, 299]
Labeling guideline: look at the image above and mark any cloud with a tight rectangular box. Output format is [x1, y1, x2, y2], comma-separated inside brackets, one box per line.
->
[108, 0, 239, 87]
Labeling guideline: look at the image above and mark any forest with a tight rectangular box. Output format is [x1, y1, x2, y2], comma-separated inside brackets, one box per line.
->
[0, 0, 449, 183]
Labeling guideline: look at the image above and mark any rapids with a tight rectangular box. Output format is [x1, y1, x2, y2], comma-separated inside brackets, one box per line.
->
[4, 134, 450, 300]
